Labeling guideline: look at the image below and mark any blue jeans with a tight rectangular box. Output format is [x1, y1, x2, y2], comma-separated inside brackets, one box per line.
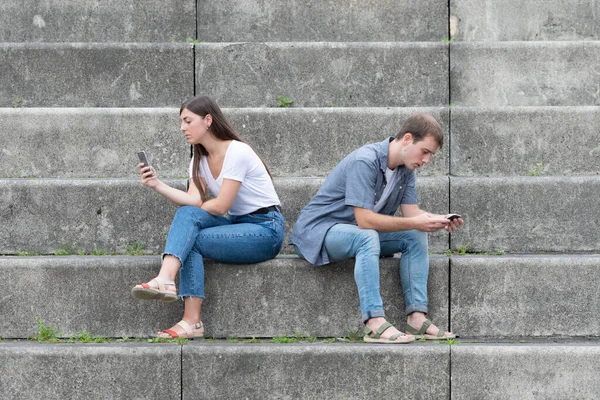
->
[310, 223, 429, 323]
[163, 206, 285, 298]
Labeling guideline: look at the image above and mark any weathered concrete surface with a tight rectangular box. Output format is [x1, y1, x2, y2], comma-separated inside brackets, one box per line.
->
[0, 179, 184, 255]
[197, 0, 447, 42]
[451, 0, 600, 41]
[0, 177, 449, 255]
[0, 107, 448, 178]
[0, 255, 448, 339]
[0, 0, 194, 42]
[0, 43, 193, 107]
[202, 256, 449, 338]
[196, 42, 448, 107]
[450, 106, 600, 177]
[0, 343, 180, 400]
[451, 42, 600, 106]
[451, 255, 600, 337]
[452, 344, 600, 399]
[225, 107, 449, 177]
[0, 108, 189, 178]
[450, 176, 600, 252]
[184, 344, 449, 399]
[0, 256, 183, 338]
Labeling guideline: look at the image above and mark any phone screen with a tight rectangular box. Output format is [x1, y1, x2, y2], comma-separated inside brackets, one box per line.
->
[137, 151, 149, 167]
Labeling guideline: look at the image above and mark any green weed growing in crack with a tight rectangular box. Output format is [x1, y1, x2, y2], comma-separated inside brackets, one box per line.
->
[277, 95, 294, 108]
[125, 241, 146, 255]
[528, 162, 544, 176]
[29, 318, 62, 342]
[455, 244, 469, 256]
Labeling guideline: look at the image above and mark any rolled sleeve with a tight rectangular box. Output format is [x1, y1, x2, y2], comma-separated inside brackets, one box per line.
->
[400, 171, 418, 204]
[345, 159, 377, 210]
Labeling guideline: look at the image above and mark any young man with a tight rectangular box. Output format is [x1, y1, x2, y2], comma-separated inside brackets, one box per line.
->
[291, 114, 463, 343]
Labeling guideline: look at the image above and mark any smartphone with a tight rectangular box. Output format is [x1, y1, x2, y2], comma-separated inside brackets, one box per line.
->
[137, 151, 150, 168]
[447, 213, 461, 221]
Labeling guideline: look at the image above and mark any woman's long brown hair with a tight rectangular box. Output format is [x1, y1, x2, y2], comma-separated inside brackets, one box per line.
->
[180, 95, 272, 201]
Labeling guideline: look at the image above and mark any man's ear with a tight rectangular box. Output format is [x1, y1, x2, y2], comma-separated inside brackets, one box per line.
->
[402, 133, 414, 144]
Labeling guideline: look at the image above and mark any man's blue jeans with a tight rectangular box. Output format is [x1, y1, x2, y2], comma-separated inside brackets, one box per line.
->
[322, 224, 429, 323]
[163, 206, 285, 298]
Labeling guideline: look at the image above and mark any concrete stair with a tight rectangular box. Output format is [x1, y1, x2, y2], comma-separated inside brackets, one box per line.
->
[2, 0, 600, 398]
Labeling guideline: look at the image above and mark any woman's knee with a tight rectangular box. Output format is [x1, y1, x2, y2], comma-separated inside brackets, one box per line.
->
[175, 205, 205, 219]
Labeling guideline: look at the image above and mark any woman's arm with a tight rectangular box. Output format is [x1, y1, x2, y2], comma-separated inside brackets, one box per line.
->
[139, 163, 203, 207]
[201, 178, 242, 215]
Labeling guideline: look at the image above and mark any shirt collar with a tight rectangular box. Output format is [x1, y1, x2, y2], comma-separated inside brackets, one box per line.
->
[376, 137, 394, 173]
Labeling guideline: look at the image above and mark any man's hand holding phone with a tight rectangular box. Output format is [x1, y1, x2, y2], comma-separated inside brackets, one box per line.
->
[445, 213, 464, 232]
[137, 151, 158, 188]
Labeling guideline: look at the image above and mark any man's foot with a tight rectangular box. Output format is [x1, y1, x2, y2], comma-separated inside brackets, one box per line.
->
[405, 313, 455, 340]
[363, 317, 415, 344]
[157, 320, 204, 339]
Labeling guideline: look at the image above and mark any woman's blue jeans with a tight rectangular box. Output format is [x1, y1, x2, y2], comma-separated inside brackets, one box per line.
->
[163, 206, 285, 298]
[320, 224, 429, 323]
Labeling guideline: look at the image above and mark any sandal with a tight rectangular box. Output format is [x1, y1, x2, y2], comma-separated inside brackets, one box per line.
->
[158, 320, 204, 339]
[131, 276, 178, 302]
[404, 319, 456, 340]
[363, 321, 415, 344]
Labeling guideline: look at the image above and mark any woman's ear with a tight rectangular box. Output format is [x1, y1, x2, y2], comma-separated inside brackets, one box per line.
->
[205, 114, 213, 128]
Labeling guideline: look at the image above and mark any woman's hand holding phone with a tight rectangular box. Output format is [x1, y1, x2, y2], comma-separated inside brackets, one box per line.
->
[137, 151, 158, 189]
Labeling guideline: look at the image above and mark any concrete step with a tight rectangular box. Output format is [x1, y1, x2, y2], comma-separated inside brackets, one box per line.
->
[0, 342, 449, 399]
[0, 107, 448, 179]
[0, 177, 449, 255]
[4, 255, 600, 340]
[182, 342, 449, 399]
[3, 341, 600, 399]
[0, 43, 193, 107]
[450, 176, 600, 253]
[5, 105, 600, 179]
[197, 0, 447, 42]
[451, 254, 600, 338]
[451, 0, 600, 41]
[0, 108, 190, 179]
[0, 343, 181, 399]
[0, 0, 195, 43]
[450, 106, 600, 177]
[196, 42, 449, 107]
[0, 255, 450, 339]
[450, 41, 600, 107]
[452, 342, 600, 399]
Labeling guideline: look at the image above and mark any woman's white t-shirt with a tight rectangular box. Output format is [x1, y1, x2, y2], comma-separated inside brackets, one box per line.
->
[188, 140, 280, 215]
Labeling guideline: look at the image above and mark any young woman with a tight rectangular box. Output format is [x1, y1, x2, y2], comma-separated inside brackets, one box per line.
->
[132, 95, 284, 339]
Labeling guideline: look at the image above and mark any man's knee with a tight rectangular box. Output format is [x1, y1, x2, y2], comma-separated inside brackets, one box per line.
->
[356, 229, 381, 255]
[406, 230, 429, 253]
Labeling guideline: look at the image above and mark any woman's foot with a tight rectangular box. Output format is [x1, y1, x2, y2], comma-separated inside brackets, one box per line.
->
[157, 320, 204, 339]
[131, 276, 177, 302]
[405, 313, 455, 340]
[363, 317, 415, 344]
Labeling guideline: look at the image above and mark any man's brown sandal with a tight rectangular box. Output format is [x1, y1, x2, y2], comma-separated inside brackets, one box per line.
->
[404, 319, 456, 340]
[363, 321, 415, 344]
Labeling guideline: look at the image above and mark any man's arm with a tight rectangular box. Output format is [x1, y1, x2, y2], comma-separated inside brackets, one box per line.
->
[354, 206, 451, 233]
[400, 204, 464, 232]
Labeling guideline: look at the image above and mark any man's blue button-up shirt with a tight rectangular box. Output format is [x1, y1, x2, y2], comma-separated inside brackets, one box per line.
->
[290, 137, 417, 266]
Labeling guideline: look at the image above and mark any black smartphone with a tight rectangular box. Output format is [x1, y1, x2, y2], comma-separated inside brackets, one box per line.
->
[447, 213, 461, 221]
[137, 151, 150, 168]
